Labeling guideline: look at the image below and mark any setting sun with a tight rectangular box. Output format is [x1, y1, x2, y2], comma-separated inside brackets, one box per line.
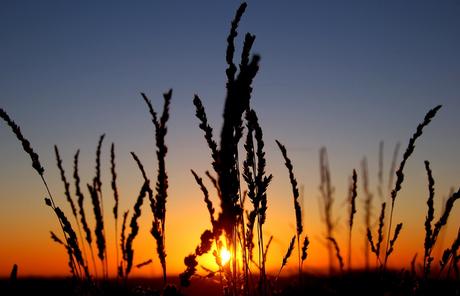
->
[1, 1, 459, 296]
[220, 248, 231, 266]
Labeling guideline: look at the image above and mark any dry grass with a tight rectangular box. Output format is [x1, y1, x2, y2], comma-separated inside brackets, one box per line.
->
[124, 182, 149, 277]
[348, 169, 358, 270]
[110, 143, 120, 279]
[384, 105, 442, 268]
[142, 89, 172, 284]
[277, 235, 296, 278]
[92, 134, 108, 278]
[2, 2, 459, 296]
[367, 202, 386, 267]
[276, 139, 305, 281]
[440, 228, 460, 277]
[361, 157, 373, 270]
[423, 173, 460, 278]
[319, 147, 336, 274]
[55, 146, 88, 271]
[327, 237, 344, 273]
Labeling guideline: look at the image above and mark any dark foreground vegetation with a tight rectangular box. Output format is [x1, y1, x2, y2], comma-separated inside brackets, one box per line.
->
[2, 271, 460, 296]
[1, 2, 459, 296]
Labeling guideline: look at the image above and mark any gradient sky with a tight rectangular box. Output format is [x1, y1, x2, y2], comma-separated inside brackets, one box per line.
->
[1, 0, 460, 277]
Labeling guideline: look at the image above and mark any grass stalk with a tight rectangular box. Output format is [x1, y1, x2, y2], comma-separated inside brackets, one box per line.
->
[142, 89, 172, 285]
[124, 182, 149, 278]
[55, 146, 89, 272]
[384, 105, 442, 269]
[0, 108, 84, 280]
[328, 236, 344, 273]
[277, 235, 296, 279]
[361, 158, 373, 270]
[110, 143, 120, 279]
[319, 147, 335, 274]
[74, 150, 98, 279]
[348, 169, 358, 271]
[276, 140, 303, 281]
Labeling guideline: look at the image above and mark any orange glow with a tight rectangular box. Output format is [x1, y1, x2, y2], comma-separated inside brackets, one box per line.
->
[0, 140, 459, 278]
[220, 248, 231, 266]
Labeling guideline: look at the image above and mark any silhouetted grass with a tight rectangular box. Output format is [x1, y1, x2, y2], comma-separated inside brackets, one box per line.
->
[348, 169, 358, 271]
[124, 182, 149, 277]
[367, 202, 386, 267]
[319, 147, 336, 274]
[2, 2, 459, 296]
[327, 237, 344, 273]
[384, 105, 442, 268]
[110, 143, 120, 279]
[361, 158, 373, 270]
[74, 150, 98, 278]
[93, 134, 108, 278]
[276, 139, 304, 280]
[277, 235, 296, 278]
[142, 89, 172, 284]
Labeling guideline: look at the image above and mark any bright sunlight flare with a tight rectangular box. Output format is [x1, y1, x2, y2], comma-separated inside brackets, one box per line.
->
[220, 248, 231, 266]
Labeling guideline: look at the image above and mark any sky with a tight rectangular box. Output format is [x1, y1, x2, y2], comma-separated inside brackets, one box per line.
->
[1, 0, 460, 277]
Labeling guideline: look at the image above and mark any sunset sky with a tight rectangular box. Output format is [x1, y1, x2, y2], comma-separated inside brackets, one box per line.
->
[1, 1, 460, 278]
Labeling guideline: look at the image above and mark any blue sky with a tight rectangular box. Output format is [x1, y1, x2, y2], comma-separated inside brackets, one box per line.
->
[1, 0, 460, 275]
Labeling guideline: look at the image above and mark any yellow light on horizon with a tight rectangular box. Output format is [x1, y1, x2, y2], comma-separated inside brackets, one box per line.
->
[220, 248, 231, 266]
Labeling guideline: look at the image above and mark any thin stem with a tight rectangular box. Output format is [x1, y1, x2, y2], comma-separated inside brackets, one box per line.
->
[297, 235, 301, 282]
[258, 215, 266, 296]
[384, 199, 395, 269]
[41, 175, 81, 279]
[115, 220, 119, 280]
[235, 148, 248, 295]
[348, 228, 353, 272]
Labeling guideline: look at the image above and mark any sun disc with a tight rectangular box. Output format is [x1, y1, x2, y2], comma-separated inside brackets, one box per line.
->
[220, 248, 231, 266]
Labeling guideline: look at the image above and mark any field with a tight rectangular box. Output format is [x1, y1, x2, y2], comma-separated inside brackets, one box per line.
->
[1, 2, 460, 296]
[1, 272, 459, 295]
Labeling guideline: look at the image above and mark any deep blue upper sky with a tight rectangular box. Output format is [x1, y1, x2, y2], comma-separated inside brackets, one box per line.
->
[1, 0, 460, 199]
[1, 1, 459, 132]
[1, 0, 459, 189]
